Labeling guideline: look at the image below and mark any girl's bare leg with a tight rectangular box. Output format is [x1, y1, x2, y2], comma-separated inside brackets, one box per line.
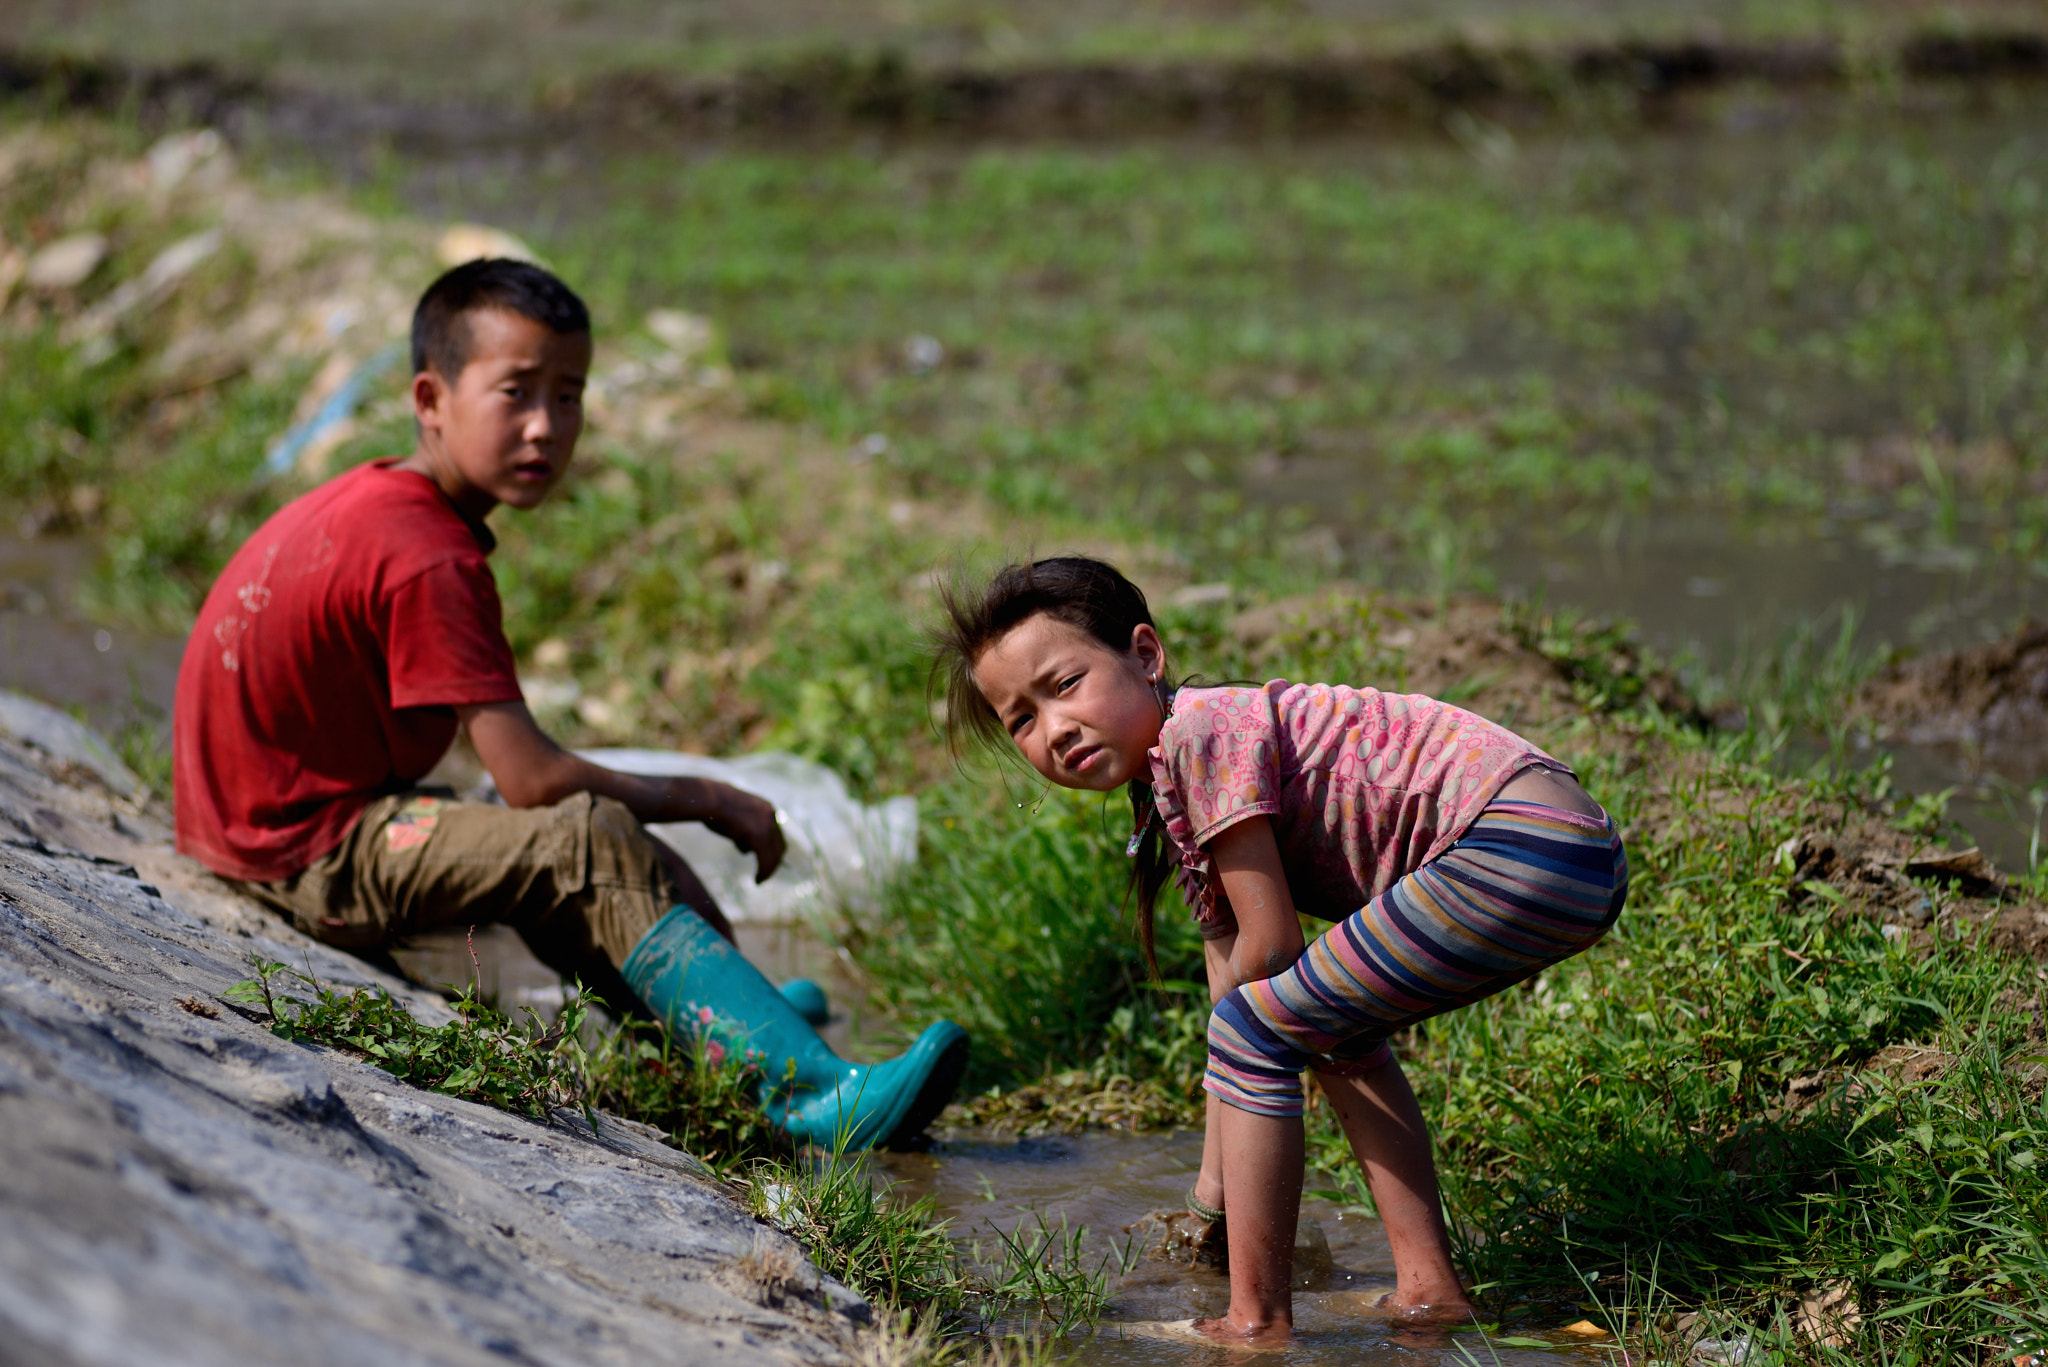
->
[1192, 934, 1235, 1214]
[1318, 1058, 1473, 1316]
[1194, 1104, 1302, 1343]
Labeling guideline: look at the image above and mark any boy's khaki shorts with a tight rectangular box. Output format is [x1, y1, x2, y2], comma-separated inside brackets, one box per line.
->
[232, 791, 680, 982]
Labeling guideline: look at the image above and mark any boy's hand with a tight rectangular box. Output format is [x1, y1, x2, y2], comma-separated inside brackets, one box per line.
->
[459, 700, 786, 881]
[686, 782, 787, 884]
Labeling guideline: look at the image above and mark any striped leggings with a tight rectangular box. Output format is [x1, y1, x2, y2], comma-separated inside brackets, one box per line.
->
[1205, 801, 1628, 1117]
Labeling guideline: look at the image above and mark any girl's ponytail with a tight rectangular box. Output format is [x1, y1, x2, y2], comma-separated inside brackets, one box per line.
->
[931, 556, 1176, 977]
[1125, 773, 1173, 980]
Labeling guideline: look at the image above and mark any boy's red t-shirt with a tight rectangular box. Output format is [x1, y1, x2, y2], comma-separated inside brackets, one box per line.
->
[174, 459, 525, 881]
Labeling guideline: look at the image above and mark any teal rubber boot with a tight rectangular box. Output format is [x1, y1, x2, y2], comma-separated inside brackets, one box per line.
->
[779, 978, 831, 1026]
[622, 906, 968, 1151]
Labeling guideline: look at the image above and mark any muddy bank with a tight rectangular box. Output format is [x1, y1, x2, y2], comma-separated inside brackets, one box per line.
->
[5, 24, 2048, 149]
[0, 697, 871, 1366]
[1857, 621, 2048, 778]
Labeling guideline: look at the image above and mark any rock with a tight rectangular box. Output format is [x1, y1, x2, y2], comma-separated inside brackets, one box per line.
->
[24, 232, 108, 293]
[1121, 1209, 1330, 1290]
[1167, 582, 1233, 609]
[66, 229, 222, 347]
[0, 724, 868, 1366]
[145, 129, 227, 193]
[647, 309, 716, 362]
[1794, 1280, 1861, 1348]
[0, 688, 143, 800]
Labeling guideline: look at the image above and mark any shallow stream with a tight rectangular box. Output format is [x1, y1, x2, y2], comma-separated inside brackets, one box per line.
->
[879, 1128, 1591, 1363]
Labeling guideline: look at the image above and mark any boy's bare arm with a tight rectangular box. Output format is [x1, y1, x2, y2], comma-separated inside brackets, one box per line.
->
[1207, 815, 1306, 988]
[456, 700, 786, 883]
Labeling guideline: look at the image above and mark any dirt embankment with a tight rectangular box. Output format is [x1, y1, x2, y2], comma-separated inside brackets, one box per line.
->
[1222, 589, 1705, 740]
[1856, 622, 2048, 776]
[4, 24, 2047, 146]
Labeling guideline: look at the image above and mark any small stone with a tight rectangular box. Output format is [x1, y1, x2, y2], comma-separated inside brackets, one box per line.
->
[646, 309, 715, 361]
[1794, 1279, 1860, 1348]
[25, 232, 108, 293]
[146, 129, 226, 192]
[1168, 582, 1233, 609]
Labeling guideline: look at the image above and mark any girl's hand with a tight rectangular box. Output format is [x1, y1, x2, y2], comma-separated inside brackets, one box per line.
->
[1207, 816, 1305, 985]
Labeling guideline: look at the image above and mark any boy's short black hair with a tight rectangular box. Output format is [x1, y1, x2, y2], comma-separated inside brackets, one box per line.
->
[411, 258, 591, 379]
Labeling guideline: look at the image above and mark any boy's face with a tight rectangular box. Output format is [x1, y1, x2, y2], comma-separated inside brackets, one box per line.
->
[413, 308, 592, 516]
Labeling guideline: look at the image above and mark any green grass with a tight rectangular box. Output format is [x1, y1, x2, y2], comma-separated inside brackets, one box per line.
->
[520, 92, 2047, 598]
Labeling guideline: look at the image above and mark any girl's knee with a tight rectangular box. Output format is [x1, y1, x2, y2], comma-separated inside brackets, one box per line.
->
[1207, 990, 1298, 1070]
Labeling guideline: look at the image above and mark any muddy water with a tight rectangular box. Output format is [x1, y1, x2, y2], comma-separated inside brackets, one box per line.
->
[878, 1129, 1580, 1364]
[0, 534, 185, 732]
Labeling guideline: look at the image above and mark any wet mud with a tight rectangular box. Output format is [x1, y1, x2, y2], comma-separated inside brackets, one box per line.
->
[1857, 621, 2048, 779]
[0, 534, 183, 734]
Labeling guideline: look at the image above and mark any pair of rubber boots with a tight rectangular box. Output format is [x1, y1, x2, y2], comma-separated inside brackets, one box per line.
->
[622, 905, 968, 1151]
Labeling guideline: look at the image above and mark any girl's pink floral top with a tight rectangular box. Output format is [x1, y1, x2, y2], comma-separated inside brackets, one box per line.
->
[1146, 680, 1562, 936]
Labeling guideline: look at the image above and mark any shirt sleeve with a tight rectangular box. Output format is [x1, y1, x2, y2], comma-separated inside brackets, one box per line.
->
[1160, 687, 1286, 848]
[381, 557, 524, 709]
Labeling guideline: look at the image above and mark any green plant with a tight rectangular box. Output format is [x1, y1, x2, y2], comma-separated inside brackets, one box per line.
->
[853, 780, 1205, 1090]
[224, 954, 600, 1119]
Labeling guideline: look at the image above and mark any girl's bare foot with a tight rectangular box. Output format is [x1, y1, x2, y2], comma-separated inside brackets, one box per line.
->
[1125, 1318, 1291, 1353]
[1331, 1286, 1477, 1323]
[1374, 1291, 1478, 1324]
[1193, 1315, 1293, 1349]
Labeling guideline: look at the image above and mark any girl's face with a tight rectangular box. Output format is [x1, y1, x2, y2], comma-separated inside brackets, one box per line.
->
[972, 612, 1167, 792]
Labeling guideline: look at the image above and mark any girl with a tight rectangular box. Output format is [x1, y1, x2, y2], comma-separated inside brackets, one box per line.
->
[936, 557, 1627, 1348]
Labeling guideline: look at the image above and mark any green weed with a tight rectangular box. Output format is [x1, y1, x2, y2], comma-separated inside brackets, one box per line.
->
[224, 953, 599, 1121]
[852, 780, 1205, 1090]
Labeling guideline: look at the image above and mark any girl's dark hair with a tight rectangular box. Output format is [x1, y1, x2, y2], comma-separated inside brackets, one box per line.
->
[933, 556, 1177, 975]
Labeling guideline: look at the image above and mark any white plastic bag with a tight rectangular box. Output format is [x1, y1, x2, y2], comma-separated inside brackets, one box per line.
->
[576, 749, 916, 925]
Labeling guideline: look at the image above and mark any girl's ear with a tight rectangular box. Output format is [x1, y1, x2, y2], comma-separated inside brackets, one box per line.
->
[1129, 623, 1166, 682]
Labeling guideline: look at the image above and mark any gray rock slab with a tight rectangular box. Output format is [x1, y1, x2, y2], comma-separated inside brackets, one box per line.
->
[0, 730, 868, 1367]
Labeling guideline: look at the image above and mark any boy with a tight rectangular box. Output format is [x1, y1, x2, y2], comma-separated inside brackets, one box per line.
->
[174, 260, 781, 1017]
[177, 260, 966, 1150]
